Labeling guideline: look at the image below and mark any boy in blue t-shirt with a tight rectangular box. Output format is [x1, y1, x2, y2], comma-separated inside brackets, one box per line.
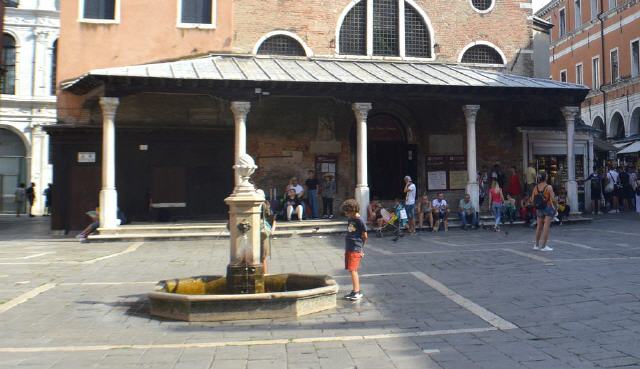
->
[341, 199, 368, 301]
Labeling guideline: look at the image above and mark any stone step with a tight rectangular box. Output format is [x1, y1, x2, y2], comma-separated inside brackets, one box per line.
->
[97, 220, 346, 235]
[87, 215, 591, 242]
[87, 226, 347, 242]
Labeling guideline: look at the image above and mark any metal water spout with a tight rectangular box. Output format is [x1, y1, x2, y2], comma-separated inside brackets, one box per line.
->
[224, 154, 265, 294]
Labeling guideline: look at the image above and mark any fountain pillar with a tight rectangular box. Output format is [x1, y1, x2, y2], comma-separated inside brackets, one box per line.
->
[224, 154, 265, 294]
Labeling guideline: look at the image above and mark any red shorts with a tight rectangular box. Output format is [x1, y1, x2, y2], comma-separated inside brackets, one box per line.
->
[345, 251, 363, 272]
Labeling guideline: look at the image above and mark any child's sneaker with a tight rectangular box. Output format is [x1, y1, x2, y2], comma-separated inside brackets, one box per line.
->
[346, 291, 363, 301]
[343, 291, 356, 300]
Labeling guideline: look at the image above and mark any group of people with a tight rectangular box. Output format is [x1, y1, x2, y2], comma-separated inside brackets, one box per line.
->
[587, 165, 640, 214]
[14, 183, 51, 217]
[280, 170, 337, 221]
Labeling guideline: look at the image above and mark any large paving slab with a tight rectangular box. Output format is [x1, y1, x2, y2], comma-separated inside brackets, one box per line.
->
[1, 213, 640, 368]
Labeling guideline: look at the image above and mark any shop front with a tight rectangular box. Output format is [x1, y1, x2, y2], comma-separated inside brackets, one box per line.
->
[520, 127, 593, 212]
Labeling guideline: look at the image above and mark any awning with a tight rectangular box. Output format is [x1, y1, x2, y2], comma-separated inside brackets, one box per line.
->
[61, 54, 590, 100]
[617, 141, 640, 154]
[593, 138, 620, 152]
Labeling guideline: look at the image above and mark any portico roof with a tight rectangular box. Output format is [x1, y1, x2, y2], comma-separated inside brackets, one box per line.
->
[62, 54, 589, 102]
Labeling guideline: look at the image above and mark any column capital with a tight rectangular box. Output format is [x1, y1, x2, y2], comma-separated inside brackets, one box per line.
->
[462, 105, 481, 120]
[231, 101, 251, 117]
[561, 106, 580, 122]
[99, 97, 120, 118]
[352, 102, 372, 121]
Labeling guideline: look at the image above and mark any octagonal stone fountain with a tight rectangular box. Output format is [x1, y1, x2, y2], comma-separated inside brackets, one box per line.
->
[148, 154, 338, 322]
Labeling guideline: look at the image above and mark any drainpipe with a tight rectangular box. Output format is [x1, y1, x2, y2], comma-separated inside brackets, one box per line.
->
[598, 0, 607, 137]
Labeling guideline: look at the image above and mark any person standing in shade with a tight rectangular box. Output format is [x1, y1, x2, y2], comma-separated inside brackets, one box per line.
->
[605, 166, 620, 213]
[305, 171, 319, 219]
[26, 182, 36, 217]
[531, 173, 556, 251]
[342, 199, 367, 301]
[320, 173, 336, 219]
[403, 176, 417, 235]
[43, 184, 52, 216]
[635, 175, 640, 214]
[488, 180, 504, 231]
[14, 183, 26, 217]
[507, 167, 522, 200]
[586, 168, 603, 215]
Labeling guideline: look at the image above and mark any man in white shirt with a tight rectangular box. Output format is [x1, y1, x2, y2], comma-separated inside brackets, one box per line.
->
[404, 176, 417, 234]
[431, 192, 449, 232]
[287, 177, 304, 198]
[606, 168, 620, 213]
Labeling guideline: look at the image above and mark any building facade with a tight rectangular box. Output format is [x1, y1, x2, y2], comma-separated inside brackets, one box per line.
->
[1, 0, 59, 214]
[51, 0, 588, 231]
[537, 0, 640, 147]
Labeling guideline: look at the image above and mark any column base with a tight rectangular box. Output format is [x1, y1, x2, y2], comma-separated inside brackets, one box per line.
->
[566, 180, 579, 214]
[466, 182, 480, 211]
[355, 185, 370, 223]
[99, 188, 119, 229]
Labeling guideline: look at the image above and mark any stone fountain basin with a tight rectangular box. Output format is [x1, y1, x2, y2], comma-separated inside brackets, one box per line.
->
[148, 274, 339, 321]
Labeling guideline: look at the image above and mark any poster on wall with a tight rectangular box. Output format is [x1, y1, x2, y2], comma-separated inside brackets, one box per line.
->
[448, 171, 468, 190]
[427, 171, 447, 190]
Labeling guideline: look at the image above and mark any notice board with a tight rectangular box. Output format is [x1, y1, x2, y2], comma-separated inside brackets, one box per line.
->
[426, 155, 467, 190]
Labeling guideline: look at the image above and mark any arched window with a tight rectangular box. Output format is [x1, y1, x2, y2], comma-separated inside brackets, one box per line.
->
[51, 40, 58, 95]
[592, 116, 605, 139]
[1, 34, 16, 95]
[256, 35, 306, 56]
[338, 0, 432, 58]
[630, 108, 640, 136]
[461, 44, 504, 65]
[609, 112, 625, 139]
[470, 0, 495, 12]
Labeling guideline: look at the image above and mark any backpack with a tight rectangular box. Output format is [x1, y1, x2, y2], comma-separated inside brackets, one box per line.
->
[590, 176, 601, 192]
[620, 172, 630, 186]
[533, 185, 548, 210]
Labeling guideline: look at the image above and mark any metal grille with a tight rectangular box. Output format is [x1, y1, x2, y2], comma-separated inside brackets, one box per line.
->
[257, 35, 306, 56]
[471, 0, 493, 11]
[373, 0, 399, 56]
[404, 3, 431, 58]
[461, 45, 503, 64]
[339, 1, 367, 55]
[1, 34, 16, 95]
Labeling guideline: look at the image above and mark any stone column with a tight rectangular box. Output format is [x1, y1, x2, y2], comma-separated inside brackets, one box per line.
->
[29, 125, 46, 215]
[463, 105, 481, 211]
[562, 106, 580, 213]
[353, 103, 372, 222]
[231, 101, 251, 188]
[99, 97, 120, 229]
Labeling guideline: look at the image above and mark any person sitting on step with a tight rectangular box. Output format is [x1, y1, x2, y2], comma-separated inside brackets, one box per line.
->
[284, 189, 304, 221]
[431, 192, 449, 232]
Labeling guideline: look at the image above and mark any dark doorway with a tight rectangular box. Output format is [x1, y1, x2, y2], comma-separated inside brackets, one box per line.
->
[367, 114, 416, 199]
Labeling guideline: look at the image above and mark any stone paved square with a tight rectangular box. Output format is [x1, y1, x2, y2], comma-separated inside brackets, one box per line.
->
[1, 214, 640, 368]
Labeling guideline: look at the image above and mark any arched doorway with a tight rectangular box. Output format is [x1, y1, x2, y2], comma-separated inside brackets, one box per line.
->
[367, 113, 417, 199]
[0, 128, 28, 213]
[609, 112, 625, 139]
[630, 108, 640, 136]
[592, 116, 605, 139]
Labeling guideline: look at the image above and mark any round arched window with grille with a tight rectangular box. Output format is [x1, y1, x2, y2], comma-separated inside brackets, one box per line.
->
[460, 44, 504, 65]
[338, 0, 432, 58]
[470, 0, 495, 12]
[256, 35, 307, 57]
